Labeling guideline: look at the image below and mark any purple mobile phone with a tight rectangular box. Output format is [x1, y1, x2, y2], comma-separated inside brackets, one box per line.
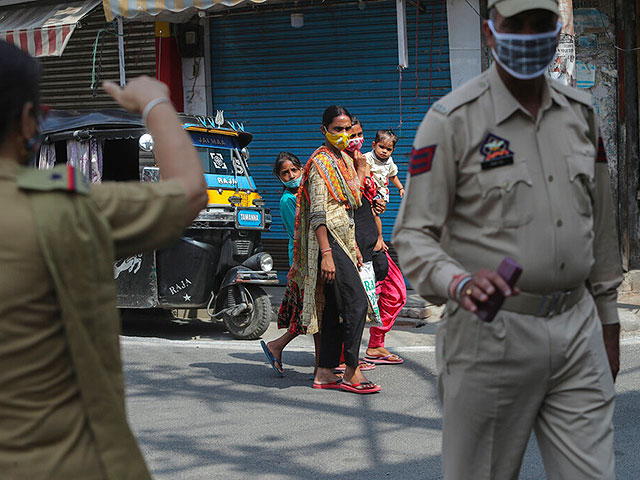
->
[475, 257, 523, 323]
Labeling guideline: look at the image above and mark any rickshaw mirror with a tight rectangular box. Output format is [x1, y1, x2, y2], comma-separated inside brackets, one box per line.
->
[141, 167, 160, 183]
[139, 133, 155, 152]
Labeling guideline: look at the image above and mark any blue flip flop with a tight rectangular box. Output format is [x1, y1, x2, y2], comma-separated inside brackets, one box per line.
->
[260, 340, 285, 377]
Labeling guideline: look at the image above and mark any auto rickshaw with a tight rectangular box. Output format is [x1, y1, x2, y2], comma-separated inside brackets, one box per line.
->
[37, 109, 278, 340]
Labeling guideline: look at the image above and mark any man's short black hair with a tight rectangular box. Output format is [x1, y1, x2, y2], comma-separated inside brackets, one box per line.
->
[0, 40, 41, 144]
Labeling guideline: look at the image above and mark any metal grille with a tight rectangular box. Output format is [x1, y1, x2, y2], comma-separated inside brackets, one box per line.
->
[233, 239, 252, 256]
[39, 6, 156, 110]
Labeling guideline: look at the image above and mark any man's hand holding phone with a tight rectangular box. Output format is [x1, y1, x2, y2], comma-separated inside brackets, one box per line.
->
[454, 258, 523, 322]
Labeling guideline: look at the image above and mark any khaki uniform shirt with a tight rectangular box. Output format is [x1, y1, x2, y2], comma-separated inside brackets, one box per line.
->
[393, 64, 622, 324]
[0, 158, 187, 479]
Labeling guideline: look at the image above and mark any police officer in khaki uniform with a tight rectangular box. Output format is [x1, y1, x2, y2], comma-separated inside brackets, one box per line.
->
[0, 41, 207, 479]
[393, 1, 622, 479]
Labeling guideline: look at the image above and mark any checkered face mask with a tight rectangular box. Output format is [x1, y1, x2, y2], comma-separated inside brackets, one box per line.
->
[488, 20, 562, 80]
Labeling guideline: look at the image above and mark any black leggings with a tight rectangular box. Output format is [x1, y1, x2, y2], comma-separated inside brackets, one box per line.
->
[318, 233, 368, 368]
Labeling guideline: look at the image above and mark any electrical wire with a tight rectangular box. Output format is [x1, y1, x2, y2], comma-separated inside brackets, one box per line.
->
[597, 4, 640, 52]
[464, 0, 480, 17]
[398, 66, 403, 129]
[90, 24, 121, 92]
[414, 0, 419, 99]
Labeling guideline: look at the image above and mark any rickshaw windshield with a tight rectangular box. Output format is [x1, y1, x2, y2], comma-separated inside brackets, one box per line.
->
[189, 131, 255, 191]
[196, 146, 238, 176]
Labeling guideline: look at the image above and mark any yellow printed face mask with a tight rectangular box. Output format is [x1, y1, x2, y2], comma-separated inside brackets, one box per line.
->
[324, 130, 350, 150]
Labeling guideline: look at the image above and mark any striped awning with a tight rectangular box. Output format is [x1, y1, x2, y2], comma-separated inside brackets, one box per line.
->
[0, 0, 100, 57]
[102, 0, 268, 22]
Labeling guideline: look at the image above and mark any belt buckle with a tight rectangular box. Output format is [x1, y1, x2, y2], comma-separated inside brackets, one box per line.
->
[538, 291, 570, 317]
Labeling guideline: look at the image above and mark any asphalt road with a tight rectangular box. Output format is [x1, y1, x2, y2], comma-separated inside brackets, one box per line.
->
[121, 316, 640, 480]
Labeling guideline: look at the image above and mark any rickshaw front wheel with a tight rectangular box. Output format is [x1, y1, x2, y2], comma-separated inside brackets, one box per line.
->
[222, 285, 273, 340]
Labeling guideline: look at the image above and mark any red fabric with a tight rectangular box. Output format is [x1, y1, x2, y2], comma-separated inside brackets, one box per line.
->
[67, 164, 75, 191]
[155, 36, 184, 112]
[361, 174, 377, 203]
[368, 253, 407, 348]
[277, 279, 306, 335]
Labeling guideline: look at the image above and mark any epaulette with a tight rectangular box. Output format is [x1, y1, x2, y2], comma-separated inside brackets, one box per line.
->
[17, 164, 90, 194]
[430, 72, 490, 116]
[549, 79, 593, 108]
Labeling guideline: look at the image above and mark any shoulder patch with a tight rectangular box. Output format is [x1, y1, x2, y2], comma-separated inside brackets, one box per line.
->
[409, 145, 437, 176]
[17, 164, 90, 194]
[549, 80, 593, 107]
[430, 73, 490, 117]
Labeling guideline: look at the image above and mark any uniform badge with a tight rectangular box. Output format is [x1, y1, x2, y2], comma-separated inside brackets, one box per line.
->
[409, 145, 437, 176]
[479, 133, 514, 170]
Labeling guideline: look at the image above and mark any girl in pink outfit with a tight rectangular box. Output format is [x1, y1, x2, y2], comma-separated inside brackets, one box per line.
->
[346, 117, 407, 365]
[365, 254, 407, 364]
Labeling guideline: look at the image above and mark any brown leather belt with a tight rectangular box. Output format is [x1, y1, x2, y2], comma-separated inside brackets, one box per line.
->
[502, 285, 585, 317]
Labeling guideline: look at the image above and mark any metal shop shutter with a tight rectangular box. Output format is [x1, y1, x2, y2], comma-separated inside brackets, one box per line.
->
[39, 6, 156, 109]
[211, 0, 450, 276]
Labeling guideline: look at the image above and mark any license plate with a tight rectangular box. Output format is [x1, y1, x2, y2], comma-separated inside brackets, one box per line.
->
[236, 208, 264, 229]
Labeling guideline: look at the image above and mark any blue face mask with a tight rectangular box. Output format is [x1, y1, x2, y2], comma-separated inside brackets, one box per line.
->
[282, 176, 301, 189]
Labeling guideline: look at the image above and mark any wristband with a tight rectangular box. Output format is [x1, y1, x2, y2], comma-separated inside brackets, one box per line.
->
[448, 274, 469, 299]
[321, 248, 332, 255]
[142, 97, 171, 124]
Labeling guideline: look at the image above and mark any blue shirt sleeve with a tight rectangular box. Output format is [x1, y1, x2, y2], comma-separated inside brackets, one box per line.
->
[279, 191, 297, 266]
[279, 191, 297, 240]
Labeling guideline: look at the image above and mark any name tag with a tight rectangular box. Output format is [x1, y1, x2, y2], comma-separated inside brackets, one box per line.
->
[481, 156, 514, 170]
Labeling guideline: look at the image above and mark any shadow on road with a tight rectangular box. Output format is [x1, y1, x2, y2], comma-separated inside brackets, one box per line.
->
[121, 309, 229, 340]
[125, 350, 444, 479]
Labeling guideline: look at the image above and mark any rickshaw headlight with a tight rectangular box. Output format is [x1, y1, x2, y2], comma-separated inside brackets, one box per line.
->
[139, 134, 154, 152]
[241, 147, 249, 162]
[259, 253, 273, 272]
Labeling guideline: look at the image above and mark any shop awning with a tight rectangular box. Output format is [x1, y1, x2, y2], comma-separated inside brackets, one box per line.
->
[0, 0, 100, 57]
[102, 0, 268, 22]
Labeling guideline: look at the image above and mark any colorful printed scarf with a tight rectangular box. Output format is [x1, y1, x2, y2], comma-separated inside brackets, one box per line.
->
[277, 146, 362, 334]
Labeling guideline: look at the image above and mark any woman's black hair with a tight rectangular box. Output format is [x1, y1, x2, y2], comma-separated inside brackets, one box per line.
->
[374, 129, 399, 147]
[273, 151, 302, 178]
[322, 105, 352, 128]
[0, 40, 41, 145]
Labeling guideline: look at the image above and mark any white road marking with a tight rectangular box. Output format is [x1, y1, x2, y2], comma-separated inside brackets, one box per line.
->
[121, 335, 640, 352]
[120, 336, 437, 353]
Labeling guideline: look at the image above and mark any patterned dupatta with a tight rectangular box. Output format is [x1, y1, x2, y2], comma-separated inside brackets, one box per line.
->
[277, 146, 361, 335]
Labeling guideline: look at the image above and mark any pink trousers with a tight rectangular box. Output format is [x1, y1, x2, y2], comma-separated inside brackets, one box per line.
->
[368, 253, 407, 349]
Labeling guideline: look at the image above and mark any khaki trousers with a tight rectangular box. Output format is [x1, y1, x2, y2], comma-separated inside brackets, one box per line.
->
[436, 293, 615, 480]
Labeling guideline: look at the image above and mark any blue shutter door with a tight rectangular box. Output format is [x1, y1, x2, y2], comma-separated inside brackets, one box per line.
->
[211, 0, 450, 280]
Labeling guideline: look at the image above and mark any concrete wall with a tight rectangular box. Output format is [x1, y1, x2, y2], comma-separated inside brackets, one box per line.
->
[182, 57, 208, 116]
[446, 0, 482, 88]
[573, 2, 618, 199]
